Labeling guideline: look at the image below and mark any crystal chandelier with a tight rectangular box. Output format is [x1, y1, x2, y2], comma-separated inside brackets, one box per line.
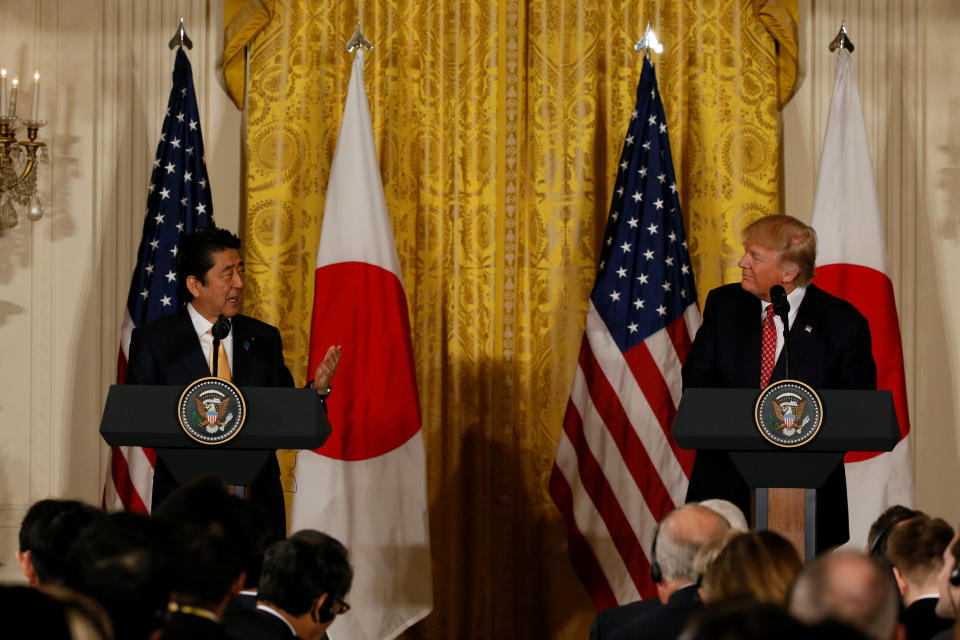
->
[0, 68, 47, 230]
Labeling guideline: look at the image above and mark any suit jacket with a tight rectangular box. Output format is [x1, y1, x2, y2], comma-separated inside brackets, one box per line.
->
[126, 307, 294, 530]
[901, 597, 953, 640]
[681, 283, 877, 550]
[590, 598, 662, 640]
[222, 599, 297, 640]
[608, 585, 700, 640]
[159, 612, 231, 640]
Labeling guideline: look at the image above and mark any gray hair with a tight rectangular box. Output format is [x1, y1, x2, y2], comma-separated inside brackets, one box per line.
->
[655, 504, 730, 583]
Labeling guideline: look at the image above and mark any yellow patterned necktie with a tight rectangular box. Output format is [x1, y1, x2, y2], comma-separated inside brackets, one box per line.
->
[207, 328, 232, 381]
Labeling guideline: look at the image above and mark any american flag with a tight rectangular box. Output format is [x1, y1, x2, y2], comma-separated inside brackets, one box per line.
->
[102, 48, 215, 514]
[549, 57, 700, 608]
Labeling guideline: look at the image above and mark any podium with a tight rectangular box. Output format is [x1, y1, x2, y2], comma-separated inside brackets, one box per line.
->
[673, 388, 899, 559]
[100, 385, 331, 490]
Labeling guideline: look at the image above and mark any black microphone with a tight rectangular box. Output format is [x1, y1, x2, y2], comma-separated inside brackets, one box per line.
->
[211, 315, 231, 378]
[769, 286, 790, 379]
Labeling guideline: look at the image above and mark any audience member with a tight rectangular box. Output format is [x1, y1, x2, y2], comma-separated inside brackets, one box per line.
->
[256, 529, 354, 640]
[590, 501, 745, 640]
[608, 504, 730, 640]
[16, 498, 104, 586]
[61, 511, 169, 640]
[678, 598, 807, 640]
[0, 584, 112, 640]
[151, 476, 253, 639]
[932, 530, 960, 638]
[886, 515, 954, 640]
[789, 551, 904, 640]
[700, 530, 802, 605]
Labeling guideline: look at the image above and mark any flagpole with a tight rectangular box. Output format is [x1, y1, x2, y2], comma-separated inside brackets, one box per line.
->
[828, 21, 855, 53]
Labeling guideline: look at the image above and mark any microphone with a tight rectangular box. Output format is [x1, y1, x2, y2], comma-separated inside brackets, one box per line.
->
[211, 315, 231, 378]
[211, 314, 231, 340]
[769, 286, 790, 380]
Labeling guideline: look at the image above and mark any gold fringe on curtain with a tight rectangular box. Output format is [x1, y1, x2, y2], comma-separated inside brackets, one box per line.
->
[223, 0, 798, 637]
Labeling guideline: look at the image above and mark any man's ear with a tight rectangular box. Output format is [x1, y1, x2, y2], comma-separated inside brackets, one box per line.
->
[185, 275, 202, 298]
[780, 263, 799, 284]
[15, 550, 38, 586]
[891, 566, 908, 597]
[310, 594, 329, 622]
[229, 571, 247, 598]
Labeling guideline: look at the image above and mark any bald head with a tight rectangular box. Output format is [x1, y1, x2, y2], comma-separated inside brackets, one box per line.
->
[655, 504, 730, 584]
[789, 552, 901, 640]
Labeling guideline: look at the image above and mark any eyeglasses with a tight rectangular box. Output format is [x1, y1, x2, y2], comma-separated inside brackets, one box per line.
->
[333, 599, 350, 615]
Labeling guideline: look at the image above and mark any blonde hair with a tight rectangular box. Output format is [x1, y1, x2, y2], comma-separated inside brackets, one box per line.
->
[700, 530, 802, 605]
[742, 215, 817, 286]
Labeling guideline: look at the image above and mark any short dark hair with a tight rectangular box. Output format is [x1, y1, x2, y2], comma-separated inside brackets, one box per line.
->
[886, 514, 954, 584]
[259, 530, 353, 616]
[152, 476, 252, 607]
[19, 499, 104, 584]
[62, 512, 169, 640]
[867, 504, 921, 559]
[177, 228, 241, 301]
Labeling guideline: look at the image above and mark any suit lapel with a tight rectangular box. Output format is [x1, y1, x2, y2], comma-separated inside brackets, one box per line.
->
[230, 315, 251, 386]
[773, 284, 820, 382]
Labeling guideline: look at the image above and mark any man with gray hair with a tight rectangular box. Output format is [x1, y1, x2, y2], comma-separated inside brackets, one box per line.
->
[788, 551, 905, 640]
[608, 504, 730, 640]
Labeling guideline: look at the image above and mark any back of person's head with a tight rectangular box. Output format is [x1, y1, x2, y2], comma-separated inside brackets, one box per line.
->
[176, 228, 241, 300]
[741, 214, 817, 286]
[679, 598, 807, 640]
[655, 504, 731, 584]
[700, 530, 802, 605]
[788, 551, 901, 640]
[152, 476, 251, 608]
[18, 499, 104, 585]
[886, 514, 953, 588]
[259, 529, 353, 617]
[699, 499, 749, 531]
[867, 505, 922, 561]
[62, 512, 168, 640]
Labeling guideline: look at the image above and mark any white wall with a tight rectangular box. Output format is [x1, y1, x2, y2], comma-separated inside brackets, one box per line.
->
[0, 0, 240, 580]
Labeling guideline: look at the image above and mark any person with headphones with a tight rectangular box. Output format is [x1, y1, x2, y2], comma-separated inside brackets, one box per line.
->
[933, 531, 960, 639]
[256, 530, 354, 640]
[609, 504, 730, 640]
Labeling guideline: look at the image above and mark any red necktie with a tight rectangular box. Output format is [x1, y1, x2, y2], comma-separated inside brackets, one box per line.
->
[760, 305, 777, 387]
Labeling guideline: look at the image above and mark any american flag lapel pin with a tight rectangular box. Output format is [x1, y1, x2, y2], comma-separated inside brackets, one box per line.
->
[804, 324, 813, 333]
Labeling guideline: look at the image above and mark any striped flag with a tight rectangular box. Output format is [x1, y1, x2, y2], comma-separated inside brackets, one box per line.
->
[290, 48, 432, 640]
[810, 49, 914, 547]
[102, 48, 215, 513]
[549, 57, 700, 608]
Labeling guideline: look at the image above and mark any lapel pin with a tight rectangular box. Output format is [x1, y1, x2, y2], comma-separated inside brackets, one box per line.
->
[804, 324, 812, 333]
[244, 340, 250, 350]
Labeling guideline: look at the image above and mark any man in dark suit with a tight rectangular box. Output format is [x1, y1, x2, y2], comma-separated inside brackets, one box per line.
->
[608, 504, 730, 640]
[682, 214, 876, 550]
[255, 530, 354, 640]
[887, 515, 955, 640]
[126, 228, 341, 532]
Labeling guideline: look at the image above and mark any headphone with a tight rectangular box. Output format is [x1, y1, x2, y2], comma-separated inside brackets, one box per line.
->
[316, 595, 336, 623]
[650, 525, 662, 584]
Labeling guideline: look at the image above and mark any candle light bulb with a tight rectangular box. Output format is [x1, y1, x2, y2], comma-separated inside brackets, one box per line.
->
[10, 78, 17, 117]
[26, 194, 43, 222]
[31, 71, 39, 120]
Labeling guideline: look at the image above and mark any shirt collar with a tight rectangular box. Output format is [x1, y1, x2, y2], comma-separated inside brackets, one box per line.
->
[256, 603, 297, 635]
[186, 301, 215, 338]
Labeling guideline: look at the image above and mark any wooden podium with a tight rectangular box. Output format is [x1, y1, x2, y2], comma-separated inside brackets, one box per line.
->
[673, 388, 899, 559]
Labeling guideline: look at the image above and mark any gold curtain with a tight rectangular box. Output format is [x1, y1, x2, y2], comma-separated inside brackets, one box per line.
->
[224, 1, 797, 637]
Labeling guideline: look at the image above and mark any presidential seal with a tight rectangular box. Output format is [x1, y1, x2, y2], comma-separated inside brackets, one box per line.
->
[178, 377, 246, 445]
[754, 379, 823, 448]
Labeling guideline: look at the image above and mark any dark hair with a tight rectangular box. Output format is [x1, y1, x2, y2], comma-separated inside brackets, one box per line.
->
[152, 476, 252, 607]
[867, 505, 921, 560]
[679, 598, 807, 640]
[19, 499, 104, 584]
[62, 512, 169, 640]
[259, 530, 353, 616]
[177, 228, 241, 301]
[886, 514, 954, 583]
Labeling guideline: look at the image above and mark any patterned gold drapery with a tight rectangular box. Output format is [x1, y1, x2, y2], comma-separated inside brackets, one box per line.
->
[224, 1, 797, 637]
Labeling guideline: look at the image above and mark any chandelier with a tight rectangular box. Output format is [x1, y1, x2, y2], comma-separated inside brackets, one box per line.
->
[0, 68, 47, 230]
